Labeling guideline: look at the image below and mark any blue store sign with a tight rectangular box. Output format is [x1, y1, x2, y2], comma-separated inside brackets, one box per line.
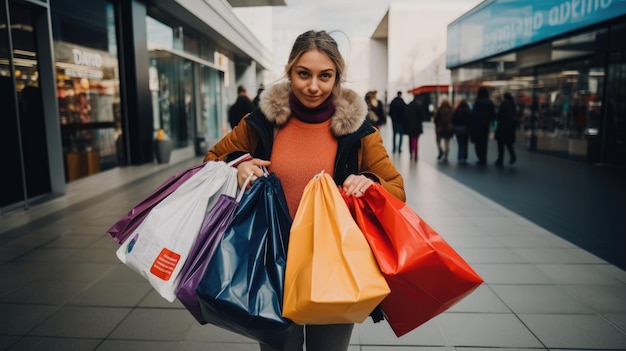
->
[447, 0, 626, 68]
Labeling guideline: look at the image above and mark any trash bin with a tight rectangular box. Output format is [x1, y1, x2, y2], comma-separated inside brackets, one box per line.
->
[195, 137, 207, 156]
[155, 139, 172, 164]
[154, 129, 172, 164]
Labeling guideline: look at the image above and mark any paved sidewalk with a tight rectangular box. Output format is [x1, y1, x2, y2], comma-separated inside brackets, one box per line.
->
[410, 122, 626, 271]
[0, 124, 625, 350]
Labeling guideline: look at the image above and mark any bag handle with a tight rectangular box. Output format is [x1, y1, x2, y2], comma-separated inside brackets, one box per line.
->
[260, 166, 270, 177]
[236, 173, 255, 203]
[232, 163, 270, 203]
[227, 153, 252, 167]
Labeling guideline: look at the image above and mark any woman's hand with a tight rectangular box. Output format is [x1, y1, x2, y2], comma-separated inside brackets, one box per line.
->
[237, 158, 271, 189]
[342, 174, 374, 197]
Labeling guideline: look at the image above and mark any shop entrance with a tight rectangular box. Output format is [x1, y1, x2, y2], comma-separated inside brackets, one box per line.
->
[52, 0, 122, 181]
[1, 1, 51, 210]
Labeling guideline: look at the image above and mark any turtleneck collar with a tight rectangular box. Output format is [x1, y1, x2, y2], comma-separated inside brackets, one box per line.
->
[289, 92, 336, 124]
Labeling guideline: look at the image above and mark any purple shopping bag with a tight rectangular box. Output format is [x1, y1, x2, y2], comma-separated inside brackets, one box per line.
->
[106, 162, 206, 243]
[175, 174, 253, 323]
[175, 194, 239, 323]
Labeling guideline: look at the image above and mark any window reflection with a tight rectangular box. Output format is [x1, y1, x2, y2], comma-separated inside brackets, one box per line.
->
[148, 52, 195, 148]
[146, 17, 173, 50]
[452, 28, 608, 160]
[147, 15, 225, 151]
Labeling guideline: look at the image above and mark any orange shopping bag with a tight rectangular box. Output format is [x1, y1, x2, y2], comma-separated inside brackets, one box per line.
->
[342, 183, 483, 337]
[283, 172, 390, 325]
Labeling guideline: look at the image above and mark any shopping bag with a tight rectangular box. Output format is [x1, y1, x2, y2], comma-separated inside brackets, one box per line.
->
[196, 171, 296, 349]
[106, 162, 206, 244]
[116, 160, 238, 302]
[107, 154, 252, 244]
[283, 172, 390, 325]
[175, 174, 253, 324]
[342, 183, 484, 337]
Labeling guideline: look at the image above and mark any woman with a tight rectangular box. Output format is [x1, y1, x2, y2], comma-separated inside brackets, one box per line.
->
[365, 90, 385, 129]
[204, 30, 405, 351]
[451, 99, 471, 163]
[433, 99, 454, 162]
[494, 92, 517, 166]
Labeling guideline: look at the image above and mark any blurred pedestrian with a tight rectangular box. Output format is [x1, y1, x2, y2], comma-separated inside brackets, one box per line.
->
[451, 99, 471, 163]
[433, 99, 454, 162]
[253, 84, 265, 107]
[470, 87, 495, 165]
[494, 92, 517, 166]
[204, 29, 405, 351]
[403, 94, 424, 162]
[228, 85, 254, 129]
[365, 90, 385, 130]
[388, 91, 406, 153]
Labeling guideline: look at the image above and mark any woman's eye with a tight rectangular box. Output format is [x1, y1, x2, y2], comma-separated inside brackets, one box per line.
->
[321, 73, 332, 79]
[298, 71, 309, 78]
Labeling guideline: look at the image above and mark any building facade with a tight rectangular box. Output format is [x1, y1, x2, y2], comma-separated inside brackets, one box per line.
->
[367, 1, 483, 108]
[447, 0, 626, 165]
[1, 0, 279, 212]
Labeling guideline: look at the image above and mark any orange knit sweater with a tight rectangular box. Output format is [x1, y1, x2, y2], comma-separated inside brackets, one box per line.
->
[270, 117, 337, 218]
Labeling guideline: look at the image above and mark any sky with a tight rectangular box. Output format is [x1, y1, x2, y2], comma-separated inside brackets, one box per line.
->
[272, 0, 393, 41]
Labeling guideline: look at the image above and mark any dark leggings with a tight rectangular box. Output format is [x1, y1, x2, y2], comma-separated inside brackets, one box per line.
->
[259, 324, 354, 351]
[474, 138, 488, 163]
[496, 140, 516, 162]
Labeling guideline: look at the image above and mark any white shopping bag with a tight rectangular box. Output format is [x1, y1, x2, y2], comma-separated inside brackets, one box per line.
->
[116, 160, 238, 302]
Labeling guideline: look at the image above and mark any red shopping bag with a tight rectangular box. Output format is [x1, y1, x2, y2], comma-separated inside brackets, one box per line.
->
[342, 183, 483, 337]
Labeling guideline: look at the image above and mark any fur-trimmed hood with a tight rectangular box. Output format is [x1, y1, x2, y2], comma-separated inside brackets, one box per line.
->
[258, 82, 368, 137]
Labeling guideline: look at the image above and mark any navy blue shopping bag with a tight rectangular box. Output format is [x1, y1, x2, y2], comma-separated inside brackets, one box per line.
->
[196, 171, 295, 349]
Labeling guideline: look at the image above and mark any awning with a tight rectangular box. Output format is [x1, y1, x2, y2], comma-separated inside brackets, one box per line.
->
[407, 85, 449, 95]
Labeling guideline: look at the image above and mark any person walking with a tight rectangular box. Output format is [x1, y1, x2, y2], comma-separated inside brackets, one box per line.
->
[403, 94, 424, 162]
[228, 85, 254, 129]
[433, 99, 454, 162]
[253, 84, 265, 107]
[366, 90, 385, 130]
[451, 99, 471, 163]
[470, 87, 496, 165]
[204, 30, 405, 351]
[388, 91, 407, 153]
[494, 92, 517, 166]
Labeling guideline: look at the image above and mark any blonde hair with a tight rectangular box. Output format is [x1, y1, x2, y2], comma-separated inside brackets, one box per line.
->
[284, 30, 346, 97]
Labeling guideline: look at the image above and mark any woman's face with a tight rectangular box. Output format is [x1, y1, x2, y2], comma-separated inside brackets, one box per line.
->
[289, 49, 336, 108]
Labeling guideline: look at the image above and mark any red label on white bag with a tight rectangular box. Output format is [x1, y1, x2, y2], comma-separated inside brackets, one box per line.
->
[150, 248, 181, 281]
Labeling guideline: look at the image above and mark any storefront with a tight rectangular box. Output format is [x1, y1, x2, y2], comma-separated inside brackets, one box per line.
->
[1, 0, 271, 212]
[51, 0, 122, 180]
[447, 0, 626, 165]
